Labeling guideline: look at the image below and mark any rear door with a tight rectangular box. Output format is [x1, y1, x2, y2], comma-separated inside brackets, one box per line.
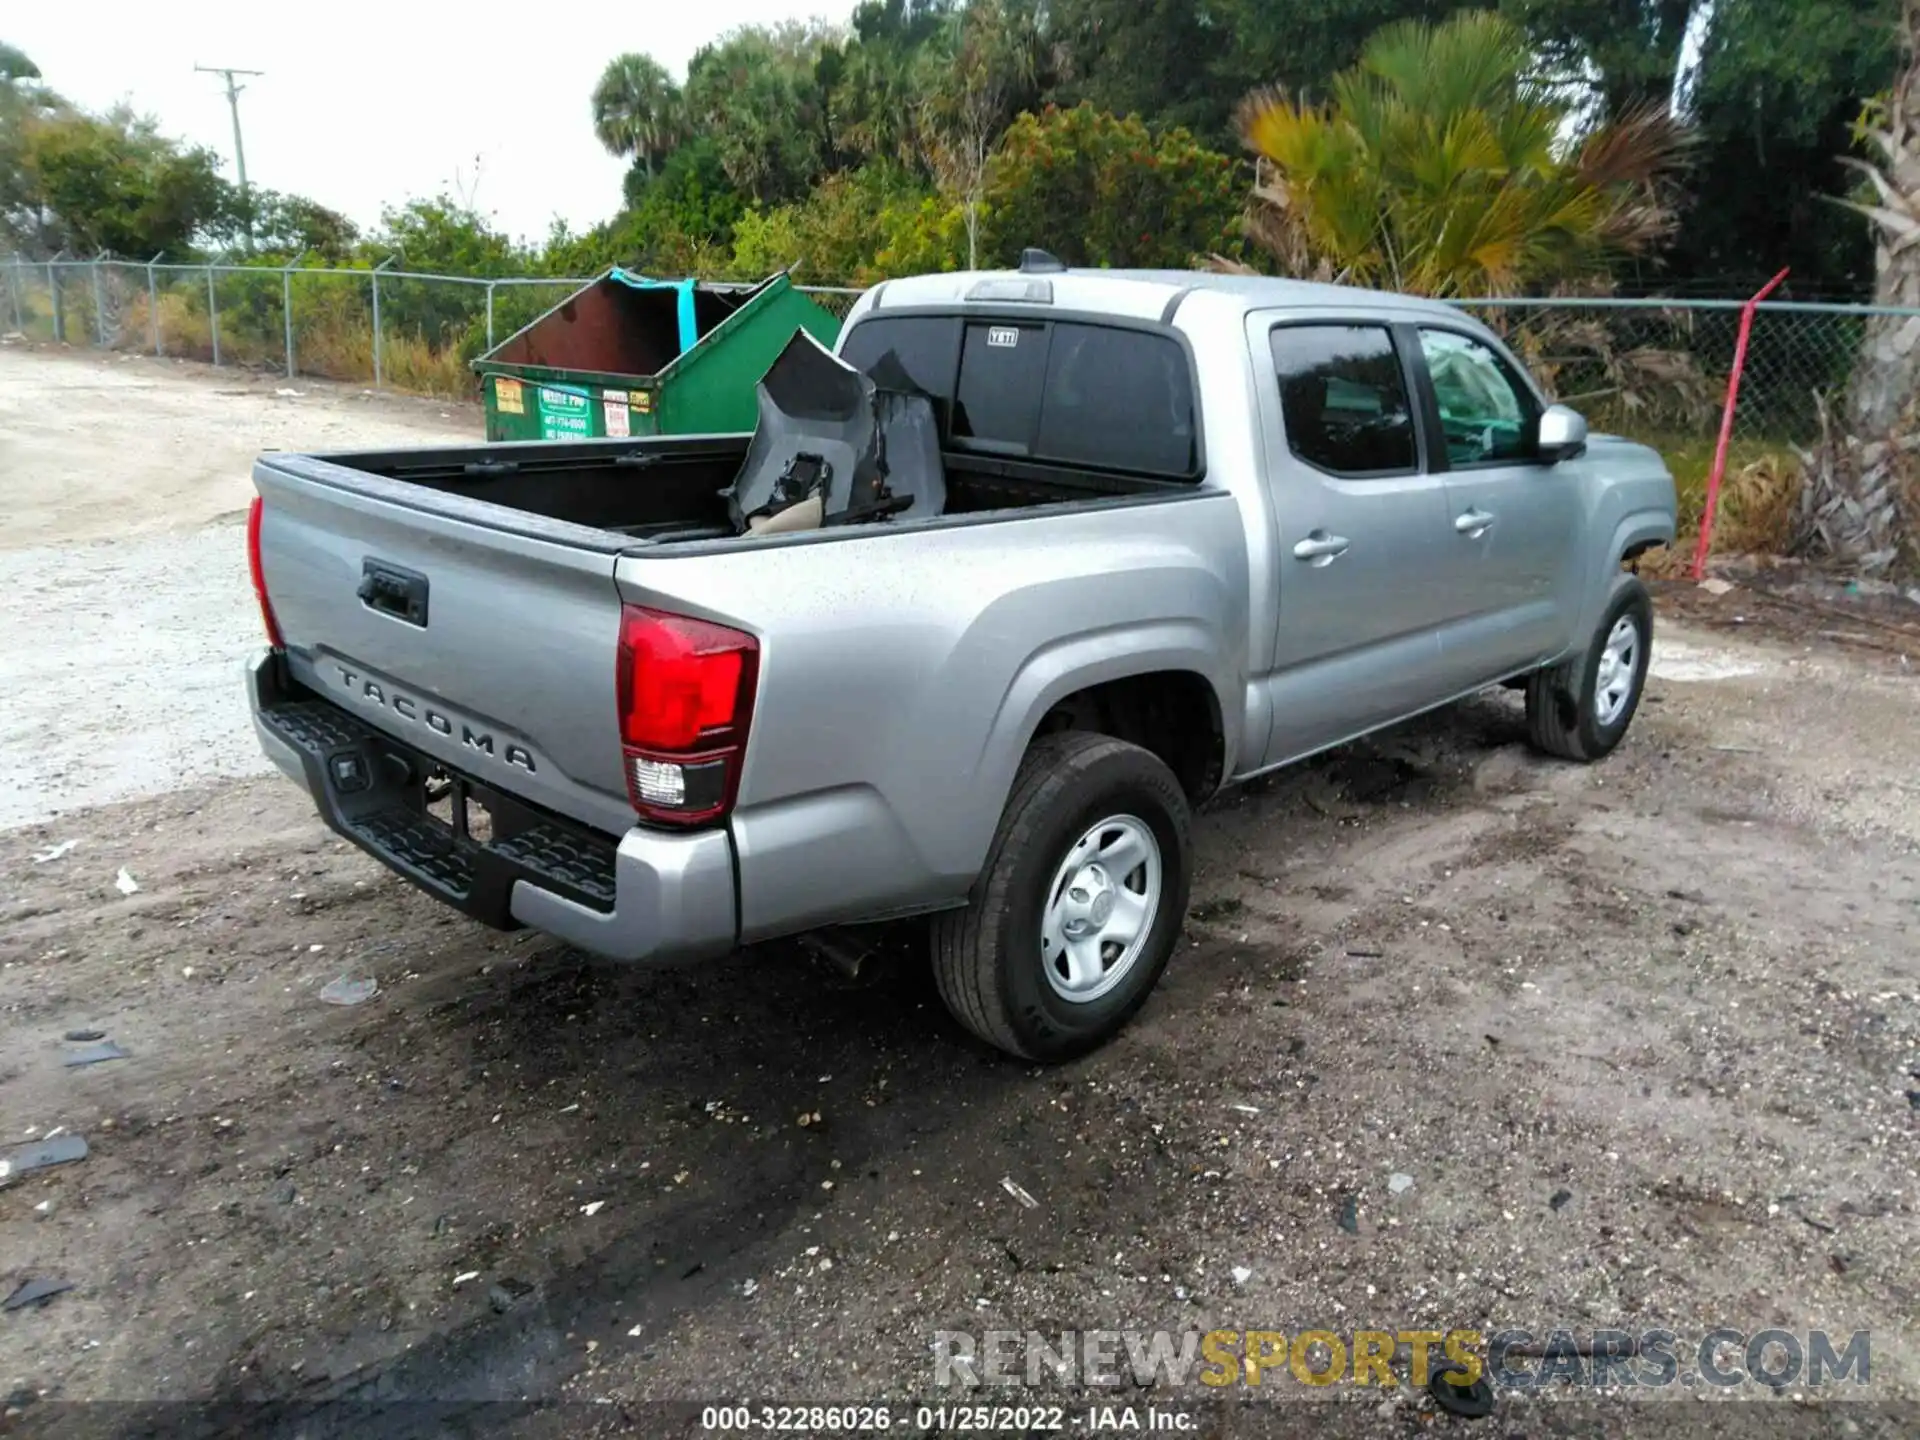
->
[1411, 324, 1582, 681]
[1250, 313, 1458, 763]
[253, 458, 637, 837]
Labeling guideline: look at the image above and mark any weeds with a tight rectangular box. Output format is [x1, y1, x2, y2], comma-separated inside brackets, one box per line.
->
[116, 288, 473, 395]
[1632, 432, 1803, 573]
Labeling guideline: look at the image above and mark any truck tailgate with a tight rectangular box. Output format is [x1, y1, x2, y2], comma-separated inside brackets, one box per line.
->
[253, 455, 637, 838]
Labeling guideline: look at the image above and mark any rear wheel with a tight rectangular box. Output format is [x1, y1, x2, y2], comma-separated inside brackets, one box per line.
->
[1526, 578, 1653, 762]
[931, 732, 1192, 1061]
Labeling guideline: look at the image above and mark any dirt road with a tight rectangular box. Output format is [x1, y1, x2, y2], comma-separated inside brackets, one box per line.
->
[1, 352, 1916, 1438]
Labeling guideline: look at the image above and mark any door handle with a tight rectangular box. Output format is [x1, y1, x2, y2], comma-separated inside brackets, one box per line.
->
[1454, 508, 1496, 538]
[1292, 530, 1351, 566]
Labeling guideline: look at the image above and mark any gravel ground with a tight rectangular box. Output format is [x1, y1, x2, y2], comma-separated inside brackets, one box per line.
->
[1, 352, 1916, 1440]
[0, 345, 472, 827]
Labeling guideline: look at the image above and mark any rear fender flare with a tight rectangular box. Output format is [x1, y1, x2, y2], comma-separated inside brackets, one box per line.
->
[952, 621, 1235, 880]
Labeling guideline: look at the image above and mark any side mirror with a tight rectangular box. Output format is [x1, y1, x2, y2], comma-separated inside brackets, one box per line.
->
[1536, 404, 1588, 464]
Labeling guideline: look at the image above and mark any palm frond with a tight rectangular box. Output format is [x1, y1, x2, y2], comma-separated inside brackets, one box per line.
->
[1233, 8, 1686, 298]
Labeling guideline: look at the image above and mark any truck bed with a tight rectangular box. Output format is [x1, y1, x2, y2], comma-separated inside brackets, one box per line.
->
[248, 431, 1217, 862]
[285, 434, 1182, 550]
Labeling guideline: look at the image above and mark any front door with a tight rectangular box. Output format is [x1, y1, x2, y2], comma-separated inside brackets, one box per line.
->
[1412, 325, 1583, 682]
[1249, 315, 1459, 765]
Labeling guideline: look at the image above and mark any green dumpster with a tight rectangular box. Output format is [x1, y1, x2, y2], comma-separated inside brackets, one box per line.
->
[472, 268, 844, 442]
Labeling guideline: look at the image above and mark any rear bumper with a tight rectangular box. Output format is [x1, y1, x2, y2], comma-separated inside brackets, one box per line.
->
[245, 649, 736, 965]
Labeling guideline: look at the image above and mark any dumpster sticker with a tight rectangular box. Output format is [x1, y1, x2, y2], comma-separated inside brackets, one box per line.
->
[536, 386, 593, 439]
[604, 397, 630, 438]
[494, 376, 525, 415]
[633, 391, 654, 414]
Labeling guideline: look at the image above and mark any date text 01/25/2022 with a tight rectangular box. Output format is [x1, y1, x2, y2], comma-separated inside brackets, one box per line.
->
[697, 1404, 1196, 1431]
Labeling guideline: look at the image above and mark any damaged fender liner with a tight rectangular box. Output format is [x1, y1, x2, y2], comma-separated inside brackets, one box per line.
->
[252, 653, 618, 926]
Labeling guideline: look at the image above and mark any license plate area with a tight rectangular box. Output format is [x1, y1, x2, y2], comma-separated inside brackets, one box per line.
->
[423, 769, 496, 845]
[257, 686, 618, 924]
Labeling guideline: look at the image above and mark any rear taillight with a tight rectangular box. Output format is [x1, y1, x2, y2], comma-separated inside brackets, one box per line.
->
[247, 496, 284, 650]
[616, 606, 758, 826]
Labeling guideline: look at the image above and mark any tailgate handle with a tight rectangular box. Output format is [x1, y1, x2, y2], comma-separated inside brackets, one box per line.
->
[357, 560, 429, 628]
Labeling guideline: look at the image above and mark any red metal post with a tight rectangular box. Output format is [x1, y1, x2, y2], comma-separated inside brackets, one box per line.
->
[1691, 267, 1790, 580]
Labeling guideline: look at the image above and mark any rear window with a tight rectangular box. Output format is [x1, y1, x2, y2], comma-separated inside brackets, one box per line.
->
[836, 315, 956, 401]
[955, 320, 1049, 454]
[837, 315, 1199, 479]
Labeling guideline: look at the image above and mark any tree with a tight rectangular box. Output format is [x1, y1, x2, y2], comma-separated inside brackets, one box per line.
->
[729, 161, 962, 283]
[981, 103, 1244, 268]
[1501, 0, 1700, 120]
[230, 189, 359, 260]
[1794, 0, 1920, 572]
[592, 53, 684, 180]
[20, 105, 227, 258]
[370, 196, 521, 276]
[685, 23, 845, 204]
[546, 136, 747, 276]
[0, 40, 40, 82]
[1045, 0, 1216, 135]
[1040, 0, 1438, 150]
[1658, 0, 1899, 297]
[830, 4, 957, 174]
[1205, 0, 1439, 117]
[1235, 11, 1688, 296]
[920, 0, 1050, 266]
[0, 42, 65, 252]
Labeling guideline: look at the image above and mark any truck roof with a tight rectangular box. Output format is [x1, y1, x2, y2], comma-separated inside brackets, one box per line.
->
[865, 267, 1455, 324]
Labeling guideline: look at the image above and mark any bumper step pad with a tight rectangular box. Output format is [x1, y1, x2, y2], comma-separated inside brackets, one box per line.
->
[261, 697, 617, 924]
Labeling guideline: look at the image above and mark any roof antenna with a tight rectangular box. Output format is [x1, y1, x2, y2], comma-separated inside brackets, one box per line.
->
[1018, 248, 1066, 274]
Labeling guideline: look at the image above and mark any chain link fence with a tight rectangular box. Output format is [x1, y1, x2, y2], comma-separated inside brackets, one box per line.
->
[1462, 298, 1867, 446]
[0, 255, 863, 400]
[0, 253, 1902, 543]
[0, 255, 1873, 439]
[1457, 297, 1889, 545]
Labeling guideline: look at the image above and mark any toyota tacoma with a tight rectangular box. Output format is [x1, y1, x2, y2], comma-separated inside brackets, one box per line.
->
[244, 260, 1677, 1060]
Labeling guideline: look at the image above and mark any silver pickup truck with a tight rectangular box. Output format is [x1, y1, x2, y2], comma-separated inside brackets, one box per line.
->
[244, 263, 1676, 1060]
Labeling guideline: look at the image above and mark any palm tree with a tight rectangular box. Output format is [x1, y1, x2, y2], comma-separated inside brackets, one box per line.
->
[591, 54, 684, 180]
[1795, 0, 1920, 573]
[1234, 11, 1687, 298]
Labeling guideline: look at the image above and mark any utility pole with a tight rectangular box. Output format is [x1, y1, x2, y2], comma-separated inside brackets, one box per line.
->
[195, 64, 264, 251]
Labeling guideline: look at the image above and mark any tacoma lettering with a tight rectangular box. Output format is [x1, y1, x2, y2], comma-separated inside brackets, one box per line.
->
[331, 667, 534, 772]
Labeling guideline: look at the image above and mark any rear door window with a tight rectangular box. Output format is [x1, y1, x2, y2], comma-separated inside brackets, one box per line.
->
[1269, 324, 1418, 477]
[1035, 323, 1197, 476]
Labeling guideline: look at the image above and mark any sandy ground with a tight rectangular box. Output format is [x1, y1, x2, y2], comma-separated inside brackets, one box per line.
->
[0, 345, 474, 828]
[1, 351, 1917, 1439]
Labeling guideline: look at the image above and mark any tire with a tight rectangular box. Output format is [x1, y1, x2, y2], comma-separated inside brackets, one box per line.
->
[1526, 577, 1653, 762]
[931, 732, 1193, 1061]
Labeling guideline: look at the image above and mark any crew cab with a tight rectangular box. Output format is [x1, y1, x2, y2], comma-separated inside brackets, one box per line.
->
[244, 262, 1677, 1060]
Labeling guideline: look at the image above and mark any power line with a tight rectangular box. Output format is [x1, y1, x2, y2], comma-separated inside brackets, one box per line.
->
[195, 64, 264, 250]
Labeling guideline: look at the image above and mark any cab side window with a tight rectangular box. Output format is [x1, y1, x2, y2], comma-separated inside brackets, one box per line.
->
[1417, 329, 1540, 466]
[1270, 324, 1417, 477]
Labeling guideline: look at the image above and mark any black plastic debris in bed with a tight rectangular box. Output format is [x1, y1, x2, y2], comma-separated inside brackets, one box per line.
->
[723, 329, 945, 537]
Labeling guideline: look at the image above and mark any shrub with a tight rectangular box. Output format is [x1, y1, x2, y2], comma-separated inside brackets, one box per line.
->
[981, 104, 1245, 269]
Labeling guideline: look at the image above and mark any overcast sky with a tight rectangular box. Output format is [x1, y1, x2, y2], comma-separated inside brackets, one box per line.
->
[9, 2, 824, 248]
